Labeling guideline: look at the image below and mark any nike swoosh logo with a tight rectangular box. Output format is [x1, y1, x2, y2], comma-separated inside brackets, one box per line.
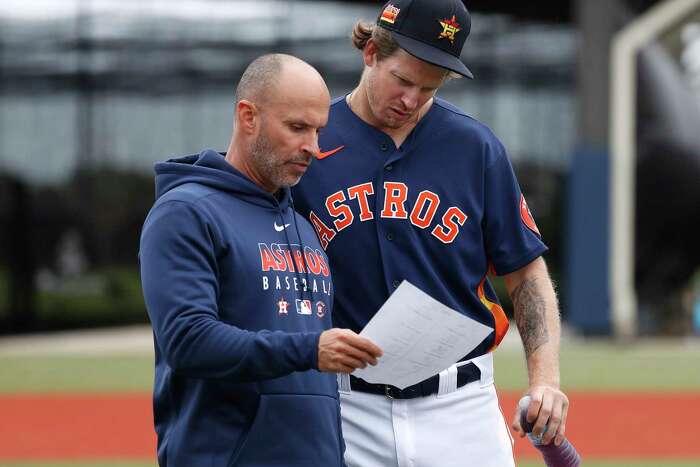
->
[317, 145, 345, 160]
[274, 222, 291, 232]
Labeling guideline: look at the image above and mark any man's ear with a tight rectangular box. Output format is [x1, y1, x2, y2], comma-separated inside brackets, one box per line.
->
[236, 99, 258, 135]
[363, 39, 379, 67]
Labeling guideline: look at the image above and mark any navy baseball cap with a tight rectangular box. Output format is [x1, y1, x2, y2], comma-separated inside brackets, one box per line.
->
[376, 0, 473, 79]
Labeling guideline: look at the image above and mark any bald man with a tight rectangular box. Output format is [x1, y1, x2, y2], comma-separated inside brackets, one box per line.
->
[140, 54, 382, 467]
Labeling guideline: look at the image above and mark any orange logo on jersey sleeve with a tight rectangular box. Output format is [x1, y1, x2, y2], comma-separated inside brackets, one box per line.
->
[520, 194, 541, 236]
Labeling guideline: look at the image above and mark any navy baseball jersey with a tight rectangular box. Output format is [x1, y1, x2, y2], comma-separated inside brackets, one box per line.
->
[292, 96, 547, 358]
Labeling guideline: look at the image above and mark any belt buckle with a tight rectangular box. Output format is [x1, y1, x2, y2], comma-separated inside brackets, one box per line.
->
[384, 385, 395, 399]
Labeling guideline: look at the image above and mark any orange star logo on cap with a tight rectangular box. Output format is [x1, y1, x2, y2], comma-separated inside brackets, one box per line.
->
[438, 15, 461, 44]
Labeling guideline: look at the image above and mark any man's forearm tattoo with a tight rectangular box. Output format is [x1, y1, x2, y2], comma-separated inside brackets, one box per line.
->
[512, 278, 549, 356]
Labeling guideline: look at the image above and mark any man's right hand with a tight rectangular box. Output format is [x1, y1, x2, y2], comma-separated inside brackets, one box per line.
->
[318, 329, 383, 373]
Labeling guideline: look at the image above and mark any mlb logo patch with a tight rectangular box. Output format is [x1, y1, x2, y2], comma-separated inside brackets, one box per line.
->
[296, 299, 312, 315]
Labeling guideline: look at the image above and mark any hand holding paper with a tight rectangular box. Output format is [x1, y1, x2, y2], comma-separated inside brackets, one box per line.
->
[352, 281, 493, 389]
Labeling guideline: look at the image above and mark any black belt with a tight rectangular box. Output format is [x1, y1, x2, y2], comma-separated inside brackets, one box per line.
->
[348, 362, 481, 399]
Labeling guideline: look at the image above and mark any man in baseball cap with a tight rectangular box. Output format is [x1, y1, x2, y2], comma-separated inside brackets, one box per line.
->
[376, 0, 474, 78]
[292, 1, 570, 465]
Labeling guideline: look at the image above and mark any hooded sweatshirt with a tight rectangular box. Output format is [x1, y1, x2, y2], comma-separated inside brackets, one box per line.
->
[139, 149, 342, 467]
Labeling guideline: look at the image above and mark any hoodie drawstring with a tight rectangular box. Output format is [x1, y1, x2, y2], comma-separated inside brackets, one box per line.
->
[289, 196, 313, 302]
[278, 208, 312, 303]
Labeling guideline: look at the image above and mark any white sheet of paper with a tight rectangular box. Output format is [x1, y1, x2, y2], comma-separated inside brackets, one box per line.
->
[352, 281, 493, 389]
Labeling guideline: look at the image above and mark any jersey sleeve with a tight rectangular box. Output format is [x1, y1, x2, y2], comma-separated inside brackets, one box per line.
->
[482, 140, 548, 275]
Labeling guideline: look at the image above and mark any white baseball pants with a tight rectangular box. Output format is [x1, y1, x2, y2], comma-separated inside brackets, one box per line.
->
[338, 353, 515, 467]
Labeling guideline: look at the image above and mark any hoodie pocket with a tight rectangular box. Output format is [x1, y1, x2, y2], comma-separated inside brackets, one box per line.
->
[229, 393, 343, 467]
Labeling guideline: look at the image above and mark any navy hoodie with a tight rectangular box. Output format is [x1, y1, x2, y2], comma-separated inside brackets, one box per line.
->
[139, 149, 343, 467]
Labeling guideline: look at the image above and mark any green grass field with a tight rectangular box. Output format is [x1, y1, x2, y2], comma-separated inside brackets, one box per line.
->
[1, 336, 698, 467]
[1, 338, 698, 393]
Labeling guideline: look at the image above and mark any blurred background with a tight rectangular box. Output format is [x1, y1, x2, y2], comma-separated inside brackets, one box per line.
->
[0, 0, 699, 338]
[0, 1, 699, 465]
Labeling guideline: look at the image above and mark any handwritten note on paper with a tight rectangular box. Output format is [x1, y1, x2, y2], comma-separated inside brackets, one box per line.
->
[352, 281, 493, 389]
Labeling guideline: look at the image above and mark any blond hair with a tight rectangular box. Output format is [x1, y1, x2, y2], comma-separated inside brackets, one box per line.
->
[350, 21, 461, 79]
[351, 21, 400, 61]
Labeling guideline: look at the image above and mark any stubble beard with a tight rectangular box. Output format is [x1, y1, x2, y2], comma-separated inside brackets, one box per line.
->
[366, 73, 407, 130]
[249, 129, 302, 191]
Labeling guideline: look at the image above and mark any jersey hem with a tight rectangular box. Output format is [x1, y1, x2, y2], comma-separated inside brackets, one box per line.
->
[493, 245, 548, 276]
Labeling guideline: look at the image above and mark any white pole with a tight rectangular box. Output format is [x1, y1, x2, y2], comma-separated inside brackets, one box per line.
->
[609, 0, 700, 339]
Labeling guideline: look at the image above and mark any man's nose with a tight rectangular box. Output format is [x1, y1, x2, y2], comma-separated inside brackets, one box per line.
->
[301, 132, 320, 157]
[400, 88, 420, 110]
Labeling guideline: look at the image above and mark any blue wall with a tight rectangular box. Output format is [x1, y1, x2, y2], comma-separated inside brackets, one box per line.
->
[565, 147, 611, 334]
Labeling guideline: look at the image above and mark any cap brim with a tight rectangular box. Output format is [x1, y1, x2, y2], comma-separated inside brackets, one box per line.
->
[390, 31, 474, 79]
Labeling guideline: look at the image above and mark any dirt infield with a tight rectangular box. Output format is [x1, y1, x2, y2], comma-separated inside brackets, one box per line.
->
[1, 391, 699, 461]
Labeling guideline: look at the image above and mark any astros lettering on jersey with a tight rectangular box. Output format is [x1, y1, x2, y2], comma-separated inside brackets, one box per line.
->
[292, 96, 547, 360]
